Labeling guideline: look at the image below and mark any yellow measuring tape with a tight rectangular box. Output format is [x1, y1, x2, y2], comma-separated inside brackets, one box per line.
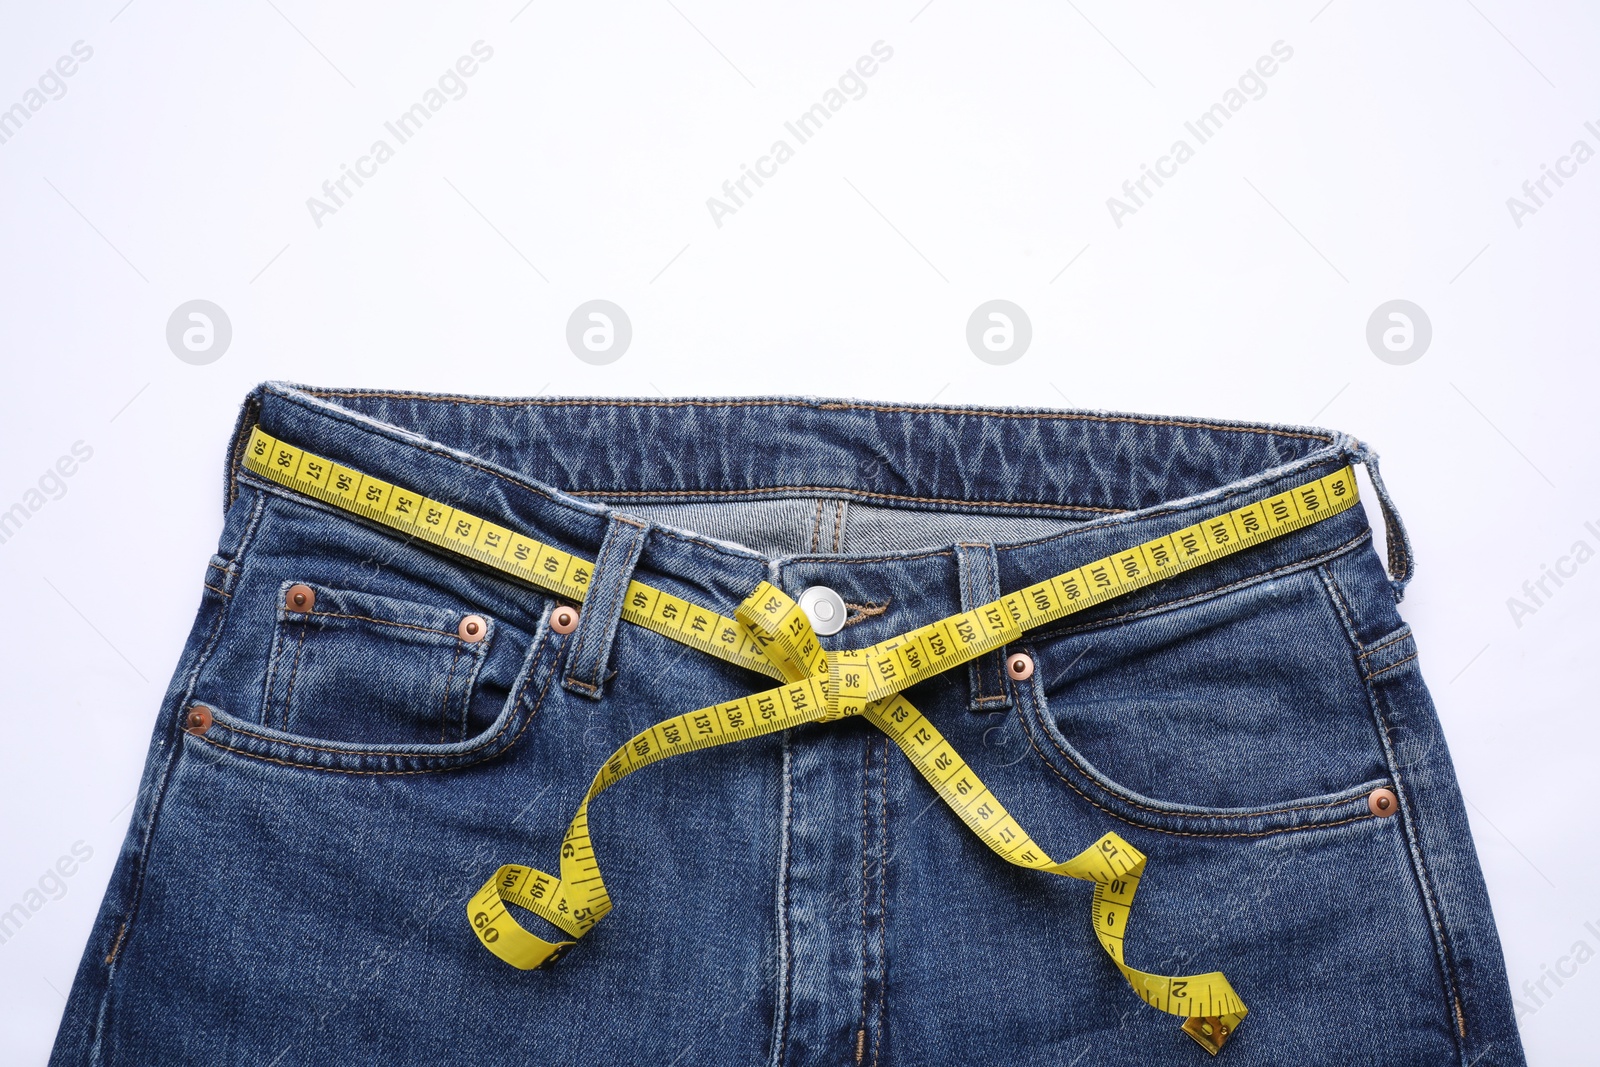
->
[241, 426, 1360, 1055]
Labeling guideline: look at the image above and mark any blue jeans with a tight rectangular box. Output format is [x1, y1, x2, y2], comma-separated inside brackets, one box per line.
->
[51, 384, 1524, 1066]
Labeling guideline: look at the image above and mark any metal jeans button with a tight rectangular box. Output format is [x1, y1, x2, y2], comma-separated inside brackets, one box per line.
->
[797, 586, 847, 636]
[1006, 652, 1035, 681]
[1368, 787, 1399, 817]
[185, 704, 214, 735]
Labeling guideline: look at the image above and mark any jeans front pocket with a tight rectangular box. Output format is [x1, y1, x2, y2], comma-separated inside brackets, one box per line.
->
[261, 581, 510, 746]
[179, 488, 559, 773]
[1013, 560, 1395, 835]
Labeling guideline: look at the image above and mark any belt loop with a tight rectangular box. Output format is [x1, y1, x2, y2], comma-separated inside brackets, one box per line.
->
[957, 543, 1012, 712]
[1352, 445, 1415, 602]
[563, 515, 650, 700]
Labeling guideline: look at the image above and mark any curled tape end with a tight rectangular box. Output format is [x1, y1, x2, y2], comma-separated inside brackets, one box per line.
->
[1181, 1012, 1245, 1056]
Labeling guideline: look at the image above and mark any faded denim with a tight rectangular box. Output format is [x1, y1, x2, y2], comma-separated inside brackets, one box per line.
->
[51, 384, 1524, 1066]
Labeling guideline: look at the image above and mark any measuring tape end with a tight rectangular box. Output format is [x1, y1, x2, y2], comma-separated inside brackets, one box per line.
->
[1181, 1011, 1245, 1056]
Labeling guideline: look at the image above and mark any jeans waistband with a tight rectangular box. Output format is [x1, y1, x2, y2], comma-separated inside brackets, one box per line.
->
[229, 383, 1392, 650]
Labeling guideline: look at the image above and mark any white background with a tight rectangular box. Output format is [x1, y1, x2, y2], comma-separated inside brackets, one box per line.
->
[2, 2, 1597, 1062]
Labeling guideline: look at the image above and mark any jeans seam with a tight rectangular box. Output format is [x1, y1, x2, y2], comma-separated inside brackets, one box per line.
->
[206, 628, 560, 758]
[1317, 563, 1469, 1058]
[959, 548, 981, 704]
[797, 549, 955, 565]
[100, 488, 266, 1000]
[1357, 627, 1414, 660]
[260, 614, 288, 726]
[1018, 700, 1378, 838]
[567, 524, 626, 690]
[225, 394, 261, 509]
[771, 735, 795, 1067]
[856, 735, 873, 1058]
[1021, 682, 1379, 821]
[840, 600, 890, 630]
[959, 543, 1009, 708]
[267, 389, 1344, 566]
[244, 396, 770, 564]
[439, 642, 462, 743]
[294, 388, 1334, 442]
[565, 516, 647, 696]
[1366, 652, 1420, 680]
[871, 732, 887, 1067]
[575, 484, 1125, 515]
[1021, 530, 1372, 646]
[278, 620, 309, 731]
[191, 630, 559, 776]
[992, 447, 1356, 555]
[288, 609, 472, 639]
[234, 458, 754, 569]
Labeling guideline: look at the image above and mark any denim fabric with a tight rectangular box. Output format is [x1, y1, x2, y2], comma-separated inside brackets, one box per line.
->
[51, 384, 1523, 1066]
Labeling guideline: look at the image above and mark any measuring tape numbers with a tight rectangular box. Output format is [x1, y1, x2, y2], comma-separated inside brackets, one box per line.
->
[241, 426, 1360, 1055]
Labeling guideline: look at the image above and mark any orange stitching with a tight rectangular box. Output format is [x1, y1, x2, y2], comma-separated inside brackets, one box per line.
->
[193, 634, 559, 775]
[1357, 628, 1414, 660]
[832, 501, 845, 553]
[267, 390, 1340, 571]
[207, 631, 558, 758]
[203, 583, 230, 598]
[1365, 652, 1419, 681]
[104, 921, 128, 964]
[841, 600, 889, 629]
[1017, 711, 1378, 839]
[809, 499, 825, 553]
[287, 608, 466, 639]
[1023, 684, 1381, 827]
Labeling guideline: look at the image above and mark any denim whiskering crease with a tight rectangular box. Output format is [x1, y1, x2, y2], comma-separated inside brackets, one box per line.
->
[50, 383, 1523, 1066]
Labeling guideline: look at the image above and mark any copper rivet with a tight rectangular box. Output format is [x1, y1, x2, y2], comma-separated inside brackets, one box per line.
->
[550, 606, 580, 635]
[185, 704, 214, 735]
[458, 614, 487, 643]
[285, 583, 315, 612]
[1369, 787, 1399, 817]
[1006, 652, 1035, 681]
